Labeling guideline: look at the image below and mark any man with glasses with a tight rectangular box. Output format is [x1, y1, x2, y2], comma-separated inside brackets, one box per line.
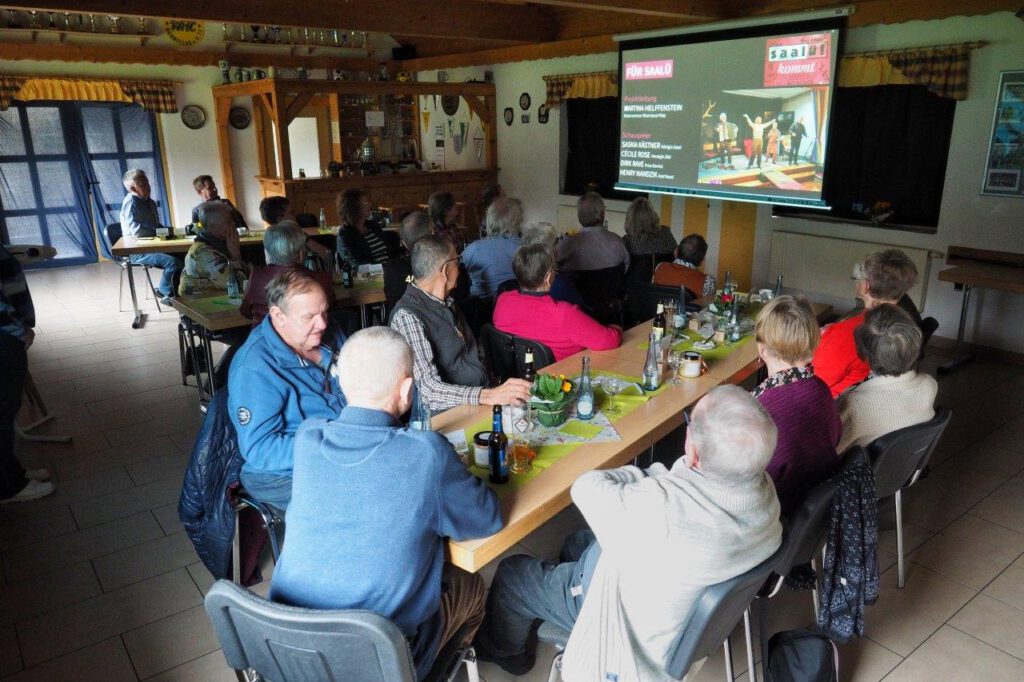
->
[390, 235, 531, 413]
[119, 168, 182, 304]
[228, 267, 347, 512]
[190, 175, 246, 230]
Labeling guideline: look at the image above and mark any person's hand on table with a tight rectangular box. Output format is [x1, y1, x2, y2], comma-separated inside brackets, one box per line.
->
[480, 378, 532, 406]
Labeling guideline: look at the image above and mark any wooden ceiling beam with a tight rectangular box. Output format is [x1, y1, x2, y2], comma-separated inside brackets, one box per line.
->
[0, 40, 389, 71]
[734, 0, 1021, 26]
[400, 35, 618, 72]
[513, 0, 728, 19]
[1, 0, 557, 43]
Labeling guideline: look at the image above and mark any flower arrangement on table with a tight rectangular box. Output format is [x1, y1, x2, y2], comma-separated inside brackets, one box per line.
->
[531, 373, 576, 427]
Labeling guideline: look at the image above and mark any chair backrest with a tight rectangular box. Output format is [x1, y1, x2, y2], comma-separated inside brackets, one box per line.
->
[572, 266, 626, 326]
[205, 580, 417, 682]
[665, 544, 784, 679]
[868, 407, 951, 499]
[479, 323, 555, 383]
[770, 447, 869, 580]
[653, 261, 707, 295]
[104, 223, 125, 262]
[295, 212, 318, 228]
[625, 281, 683, 328]
[626, 252, 673, 287]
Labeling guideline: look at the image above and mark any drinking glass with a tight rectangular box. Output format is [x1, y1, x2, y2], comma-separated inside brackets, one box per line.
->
[664, 298, 677, 334]
[509, 436, 533, 475]
[601, 376, 625, 417]
[667, 350, 685, 385]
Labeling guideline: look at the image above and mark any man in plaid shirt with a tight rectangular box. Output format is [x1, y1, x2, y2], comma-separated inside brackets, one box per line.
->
[390, 235, 530, 413]
[1, 243, 55, 503]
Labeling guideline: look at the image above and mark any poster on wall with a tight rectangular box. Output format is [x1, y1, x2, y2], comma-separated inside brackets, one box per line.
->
[982, 70, 1024, 197]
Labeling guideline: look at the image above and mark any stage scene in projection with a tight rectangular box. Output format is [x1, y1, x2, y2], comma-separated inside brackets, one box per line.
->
[696, 86, 827, 193]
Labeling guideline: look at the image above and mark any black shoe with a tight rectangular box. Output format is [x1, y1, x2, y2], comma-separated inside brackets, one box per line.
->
[474, 625, 539, 676]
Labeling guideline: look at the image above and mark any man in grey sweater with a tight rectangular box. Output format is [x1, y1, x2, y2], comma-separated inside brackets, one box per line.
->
[475, 385, 783, 680]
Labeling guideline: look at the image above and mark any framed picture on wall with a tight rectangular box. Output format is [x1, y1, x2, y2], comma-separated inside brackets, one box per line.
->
[981, 70, 1024, 197]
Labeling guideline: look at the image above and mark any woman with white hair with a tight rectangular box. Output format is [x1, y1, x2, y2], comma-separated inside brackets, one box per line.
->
[461, 196, 523, 298]
[240, 220, 335, 326]
[516, 222, 584, 306]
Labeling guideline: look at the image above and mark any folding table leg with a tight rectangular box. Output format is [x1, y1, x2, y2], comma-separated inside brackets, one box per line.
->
[938, 284, 975, 374]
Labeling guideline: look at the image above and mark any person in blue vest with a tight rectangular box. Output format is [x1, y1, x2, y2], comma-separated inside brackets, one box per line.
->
[227, 267, 346, 512]
[271, 326, 502, 680]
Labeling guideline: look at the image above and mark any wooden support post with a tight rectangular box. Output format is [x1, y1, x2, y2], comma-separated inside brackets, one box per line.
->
[270, 85, 292, 180]
[213, 95, 236, 205]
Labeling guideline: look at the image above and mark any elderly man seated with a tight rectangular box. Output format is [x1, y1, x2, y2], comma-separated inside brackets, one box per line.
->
[837, 304, 937, 452]
[555, 191, 629, 273]
[190, 175, 246, 230]
[474, 385, 782, 679]
[493, 243, 621, 361]
[390, 234, 531, 412]
[119, 168, 182, 303]
[383, 211, 434, 305]
[271, 327, 501, 680]
[241, 220, 334, 326]
[228, 268, 346, 511]
[814, 249, 918, 397]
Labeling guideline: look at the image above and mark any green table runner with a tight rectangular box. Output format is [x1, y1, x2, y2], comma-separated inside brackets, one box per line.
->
[187, 296, 242, 314]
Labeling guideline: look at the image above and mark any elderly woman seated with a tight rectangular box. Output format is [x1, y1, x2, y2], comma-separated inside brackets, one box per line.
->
[837, 304, 937, 452]
[241, 221, 335, 326]
[462, 197, 523, 298]
[492, 243, 621, 361]
[752, 295, 841, 516]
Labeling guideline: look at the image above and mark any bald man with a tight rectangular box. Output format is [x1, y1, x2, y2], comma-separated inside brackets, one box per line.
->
[270, 327, 502, 680]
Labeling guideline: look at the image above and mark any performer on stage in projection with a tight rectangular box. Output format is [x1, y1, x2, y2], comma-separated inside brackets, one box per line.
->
[743, 113, 776, 169]
[765, 121, 780, 166]
[715, 112, 735, 169]
[789, 117, 808, 165]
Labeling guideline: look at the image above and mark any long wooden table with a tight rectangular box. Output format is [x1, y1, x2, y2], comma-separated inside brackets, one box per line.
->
[110, 227, 331, 329]
[440, 300, 832, 573]
[937, 262, 1024, 373]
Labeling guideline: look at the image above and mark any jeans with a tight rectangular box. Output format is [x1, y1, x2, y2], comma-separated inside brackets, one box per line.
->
[129, 252, 182, 297]
[475, 529, 595, 663]
[239, 469, 292, 514]
[0, 334, 28, 500]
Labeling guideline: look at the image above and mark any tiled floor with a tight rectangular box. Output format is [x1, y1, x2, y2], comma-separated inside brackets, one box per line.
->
[3, 262, 1024, 681]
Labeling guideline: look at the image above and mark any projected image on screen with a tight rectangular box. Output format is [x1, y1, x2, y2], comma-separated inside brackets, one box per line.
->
[617, 27, 840, 208]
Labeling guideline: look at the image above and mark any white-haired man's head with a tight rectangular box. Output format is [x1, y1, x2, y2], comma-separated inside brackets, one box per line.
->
[334, 326, 414, 415]
[684, 385, 777, 482]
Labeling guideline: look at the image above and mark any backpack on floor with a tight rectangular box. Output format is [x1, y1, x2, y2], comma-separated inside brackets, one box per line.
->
[765, 629, 839, 682]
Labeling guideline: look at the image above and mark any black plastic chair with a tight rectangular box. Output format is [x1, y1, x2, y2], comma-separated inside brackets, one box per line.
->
[205, 580, 479, 682]
[231, 490, 283, 587]
[479, 323, 555, 383]
[918, 317, 939, 363]
[756, 447, 869, 668]
[625, 281, 694, 329]
[867, 407, 951, 588]
[625, 252, 673, 288]
[538, 543, 784, 682]
[572, 266, 626, 326]
[104, 222, 162, 313]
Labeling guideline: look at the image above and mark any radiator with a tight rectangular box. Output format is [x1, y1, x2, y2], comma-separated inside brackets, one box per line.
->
[768, 231, 939, 310]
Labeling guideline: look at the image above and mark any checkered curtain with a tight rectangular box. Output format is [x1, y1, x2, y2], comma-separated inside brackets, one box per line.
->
[839, 42, 985, 101]
[119, 80, 178, 113]
[0, 76, 26, 111]
[543, 71, 617, 108]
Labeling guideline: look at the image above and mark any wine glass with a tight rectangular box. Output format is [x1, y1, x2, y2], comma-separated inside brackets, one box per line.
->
[667, 350, 685, 385]
[601, 377, 625, 418]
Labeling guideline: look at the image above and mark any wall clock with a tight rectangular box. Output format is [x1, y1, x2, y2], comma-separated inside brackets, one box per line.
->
[503, 107, 514, 126]
[180, 105, 206, 130]
[228, 106, 251, 130]
[519, 92, 531, 110]
[538, 104, 549, 124]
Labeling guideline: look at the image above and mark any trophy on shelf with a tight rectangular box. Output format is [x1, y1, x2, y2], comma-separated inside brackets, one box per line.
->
[88, 14, 97, 32]
[270, 26, 281, 43]
[221, 23, 228, 40]
[107, 15, 122, 34]
[27, 10, 40, 28]
[332, 29, 339, 46]
[6, 10, 19, 28]
[47, 12, 55, 28]
[62, 12, 71, 29]
[137, 17, 147, 35]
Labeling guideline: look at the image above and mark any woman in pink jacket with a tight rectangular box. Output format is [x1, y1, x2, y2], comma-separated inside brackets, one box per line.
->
[493, 243, 622, 361]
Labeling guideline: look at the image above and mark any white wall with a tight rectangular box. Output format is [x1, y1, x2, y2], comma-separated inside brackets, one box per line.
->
[751, 12, 1024, 354]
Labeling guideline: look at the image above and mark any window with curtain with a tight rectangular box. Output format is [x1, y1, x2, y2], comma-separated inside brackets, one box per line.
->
[563, 98, 642, 201]
[0, 101, 168, 267]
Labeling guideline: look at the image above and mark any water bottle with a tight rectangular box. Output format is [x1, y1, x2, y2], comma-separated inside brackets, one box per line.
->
[318, 208, 326, 229]
[642, 331, 661, 391]
[576, 355, 594, 420]
[409, 385, 431, 431]
[774, 273, 783, 298]
[226, 270, 240, 299]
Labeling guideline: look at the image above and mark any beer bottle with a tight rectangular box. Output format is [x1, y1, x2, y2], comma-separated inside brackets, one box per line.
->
[488, 405, 509, 484]
[652, 302, 666, 343]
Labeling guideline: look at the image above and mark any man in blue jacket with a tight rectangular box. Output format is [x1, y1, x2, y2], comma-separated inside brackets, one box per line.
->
[228, 267, 346, 512]
[271, 326, 502, 680]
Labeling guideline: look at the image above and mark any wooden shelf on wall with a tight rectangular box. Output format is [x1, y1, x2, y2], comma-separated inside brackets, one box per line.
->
[0, 25, 153, 46]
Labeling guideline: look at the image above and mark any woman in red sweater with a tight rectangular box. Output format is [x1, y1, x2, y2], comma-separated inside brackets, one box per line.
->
[493, 243, 622, 361]
[813, 249, 918, 397]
